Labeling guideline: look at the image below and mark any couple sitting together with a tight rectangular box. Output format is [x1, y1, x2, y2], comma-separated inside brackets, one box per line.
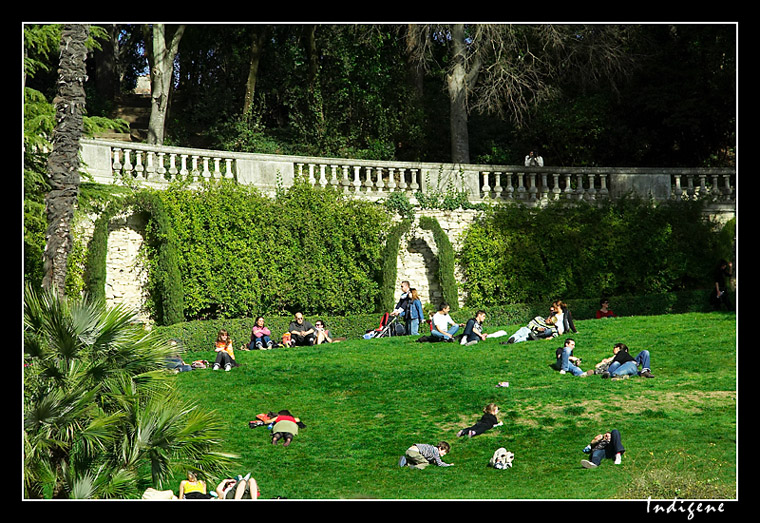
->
[503, 300, 577, 344]
[430, 304, 503, 345]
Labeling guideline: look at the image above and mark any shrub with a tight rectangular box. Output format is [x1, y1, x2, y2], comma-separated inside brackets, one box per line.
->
[458, 196, 726, 307]
[158, 179, 391, 320]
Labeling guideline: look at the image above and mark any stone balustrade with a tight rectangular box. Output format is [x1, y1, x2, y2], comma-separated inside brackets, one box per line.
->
[81, 139, 736, 212]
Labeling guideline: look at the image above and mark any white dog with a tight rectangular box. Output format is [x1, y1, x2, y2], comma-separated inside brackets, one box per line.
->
[489, 448, 515, 469]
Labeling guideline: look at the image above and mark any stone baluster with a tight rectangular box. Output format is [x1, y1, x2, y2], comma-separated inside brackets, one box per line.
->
[329, 165, 339, 188]
[387, 167, 397, 191]
[586, 173, 596, 201]
[145, 152, 157, 180]
[481, 171, 491, 199]
[201, 157, 211, 179]
[563, 173, 573, 199]
[156, 153, 167, 180]
[516, 172, 526, 200]
[599, 174, 609, 198]
[698, 174, 707, 198]
[318, 164, 328, 187]
[340, 166, 350, 192]
[375, 167, 385, 192]
[398, 168, 408, 191]
[575, 172, 585, 200]
[307, 164, 316, 185]
[191, 156, 200, 181]
[410, 169, 419, 192]
[179, 154, 189, 179]
[528, 173, 537, 200]
[134, 151, 145, 179]
[686, 174, 695, 199]
[710, 173, 720, 200]
[225, 158, 234, 179]
[112, 147, 123, 174]
[551, 173, 561, 200]
[494, 172, 503, 199]
[168, 153, 178, 178]
[673, 174, 683, 200]
[352, 166, 362, 193]
[122, 149, 133, 176]
[296, 163, 305, 180]
[504, 172, 514, 200]
[540, 172, 549, 201]
[722, 174, 733, 201]
[364, 167, 375, 193]
[211, 158, 221, 179]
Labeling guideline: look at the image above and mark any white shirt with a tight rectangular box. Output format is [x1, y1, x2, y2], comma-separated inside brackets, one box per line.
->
[433, 312, 455, 333]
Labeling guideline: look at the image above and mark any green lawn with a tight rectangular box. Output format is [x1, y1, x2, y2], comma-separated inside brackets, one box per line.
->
[170, 312, 736, 500]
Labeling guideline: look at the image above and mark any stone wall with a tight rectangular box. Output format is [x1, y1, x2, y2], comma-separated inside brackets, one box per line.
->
[393, 209, 479, 310]
[75, 211, 151, 323]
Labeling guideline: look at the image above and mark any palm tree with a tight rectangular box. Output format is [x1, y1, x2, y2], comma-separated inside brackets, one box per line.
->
[23, 284, 235, 499]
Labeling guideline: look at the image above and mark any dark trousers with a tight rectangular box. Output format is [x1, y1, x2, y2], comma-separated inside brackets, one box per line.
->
[591, 429, 625, 466]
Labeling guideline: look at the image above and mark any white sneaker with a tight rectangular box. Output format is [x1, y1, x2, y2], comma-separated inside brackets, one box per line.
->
[614, 454, 622, 465]
[581, 459, 597, 469]
[559, 370, 566, 375]
[224, 363, 231, 372]
[213, 363, 220, 371]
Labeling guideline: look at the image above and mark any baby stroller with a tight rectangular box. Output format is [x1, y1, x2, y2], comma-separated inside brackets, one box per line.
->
[363, 312, 406, 339]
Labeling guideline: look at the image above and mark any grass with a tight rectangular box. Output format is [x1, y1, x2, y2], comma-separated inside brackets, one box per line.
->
[170, 311, 737, 500]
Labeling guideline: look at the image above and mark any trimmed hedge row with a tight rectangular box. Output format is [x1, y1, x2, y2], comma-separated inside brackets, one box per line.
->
[155, 289, 725, 352]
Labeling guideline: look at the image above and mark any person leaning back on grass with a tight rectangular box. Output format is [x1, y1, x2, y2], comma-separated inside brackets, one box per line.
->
[600, 343, 655, 380]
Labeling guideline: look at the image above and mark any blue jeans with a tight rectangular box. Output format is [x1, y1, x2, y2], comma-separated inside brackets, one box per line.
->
[249, 335, 271, 349]
[608, 350, 651, 377]
[510, 326, 531, 343]
[590, 429, 625, 465]
[410, 318, 420, 336]
[559, 347, 584, 376]
[431, 325, 459, 340]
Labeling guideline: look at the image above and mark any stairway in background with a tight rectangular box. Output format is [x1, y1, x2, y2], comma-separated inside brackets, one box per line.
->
[94, 93, 151, 142]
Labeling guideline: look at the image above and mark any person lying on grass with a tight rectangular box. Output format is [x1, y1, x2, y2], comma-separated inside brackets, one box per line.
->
[456, 403, 503, 437]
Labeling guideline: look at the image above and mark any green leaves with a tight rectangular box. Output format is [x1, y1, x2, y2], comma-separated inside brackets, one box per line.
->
[160, 180, 390, 319]
[23, 285, 232, 498]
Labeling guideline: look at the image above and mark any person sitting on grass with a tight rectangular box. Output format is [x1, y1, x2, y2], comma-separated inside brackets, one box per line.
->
[213, 329, 238, 372]
[581, 429, 626, 469]
[288, 312, 316, 347]
[456, 403, 503, 437]
[179, 471, 211, 499]
[554, 338, 593, 377]
[314, 319, 333, 345]
[599, 343, 655, 380]
[431, 302, 463, 342]
[595, 298, 617, 319]
[247, 316, 273, 350]
[399, 441, 453, 469]
[460, 310, 488, 346]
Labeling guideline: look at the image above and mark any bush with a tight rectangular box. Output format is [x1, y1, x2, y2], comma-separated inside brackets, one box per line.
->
[157, 179, 391, 320]
[458, 196, 727, 307]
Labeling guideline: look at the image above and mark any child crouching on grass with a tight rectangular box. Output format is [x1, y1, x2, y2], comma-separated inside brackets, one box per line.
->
[398, 441, 453, 469]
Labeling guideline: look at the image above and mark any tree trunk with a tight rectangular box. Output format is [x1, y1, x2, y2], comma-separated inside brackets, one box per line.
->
[243, 25, 269, 118]
[42, 24, 89, 296]
[147, 24, 185, 145]
[447, 24, 472, 164]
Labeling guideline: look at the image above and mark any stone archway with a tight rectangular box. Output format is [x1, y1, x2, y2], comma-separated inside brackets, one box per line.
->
[104, 212, 150, 323]
[396, 228, 442, 311]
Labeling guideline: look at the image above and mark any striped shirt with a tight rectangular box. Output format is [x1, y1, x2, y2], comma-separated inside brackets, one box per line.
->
[414, 444, 452, 467]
